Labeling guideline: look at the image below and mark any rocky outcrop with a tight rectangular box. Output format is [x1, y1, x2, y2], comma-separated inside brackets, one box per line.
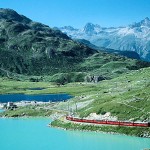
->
[85, 75, 105, 83]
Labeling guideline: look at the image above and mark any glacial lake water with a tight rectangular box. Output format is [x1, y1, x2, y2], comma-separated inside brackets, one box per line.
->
[0, 118, 149, 150]
[0, 94, 73, 103]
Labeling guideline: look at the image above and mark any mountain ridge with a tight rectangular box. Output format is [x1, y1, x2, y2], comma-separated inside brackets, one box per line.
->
[0, 8, 150, 83]
[75, 39, 141, 60]
[0, 8, 96, 76]
[59, 18, 150, 61]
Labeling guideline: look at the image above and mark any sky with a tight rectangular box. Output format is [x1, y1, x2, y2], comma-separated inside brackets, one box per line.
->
[0, 0, 150, 28]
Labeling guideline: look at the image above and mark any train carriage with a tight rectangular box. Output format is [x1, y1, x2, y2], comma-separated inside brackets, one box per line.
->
[66, 116, 150, 127]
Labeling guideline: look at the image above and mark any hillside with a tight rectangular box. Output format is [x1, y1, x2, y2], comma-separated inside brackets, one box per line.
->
[59, 18, 150, 61]
[0, 67, 150, 137]
[0, 8, 150, 83]
[52, 67, 150, 137]
[0, 8, 95, 76]
[1, 67, 149, 121]
[53, 67, 150, 121]
[75, 39, 141, 60]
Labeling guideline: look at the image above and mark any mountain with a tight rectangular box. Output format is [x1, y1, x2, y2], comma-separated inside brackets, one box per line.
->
[59, 18, 150, 61]
[75, 39, 141, 60]
[0, 8, 96, 76]
[0, 8, 149, 83]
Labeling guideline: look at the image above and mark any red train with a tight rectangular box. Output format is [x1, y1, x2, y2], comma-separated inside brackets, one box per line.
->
[66, 116, 150, 127]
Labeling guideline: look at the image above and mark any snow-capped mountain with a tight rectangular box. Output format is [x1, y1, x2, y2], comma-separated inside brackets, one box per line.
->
[59, 18, 150, 61]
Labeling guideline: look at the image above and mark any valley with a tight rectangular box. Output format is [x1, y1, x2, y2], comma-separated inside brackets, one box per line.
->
[0, 8, 150, 139]
[0, 67, 150, 137]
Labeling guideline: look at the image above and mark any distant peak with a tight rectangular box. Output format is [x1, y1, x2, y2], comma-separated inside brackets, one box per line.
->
[141, 17, 150, 24]
[60, 26, 77, 31]
[140, 17, 150, 26]
[144, 17, 150, 21]
[130, 17, 150, 28]
[84, 22, 101, 28]
[83, 22, 101, 34]
[64, 26, 75, 30]
[85, 22, 95, 26]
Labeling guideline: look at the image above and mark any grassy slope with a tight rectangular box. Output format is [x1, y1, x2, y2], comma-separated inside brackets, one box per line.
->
[1, 50, 150, 84]
[0, 77, 96, 95]
[78, 67, 150, 121]
[0, 105, 53, 117]
[0, 67, 150, 121]
[50, 67, 150, 122]
[51, 67, 150, 137]
[51, 119, 150, 137]
[1, 9, 150, 85]
[0, 67, 150, 136]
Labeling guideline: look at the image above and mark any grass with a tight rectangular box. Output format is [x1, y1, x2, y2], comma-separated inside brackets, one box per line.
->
[0, 104, 66, 117]
[51, 119, 150, 137]
[0, 67, 150, 137]
[0, 67, 150, 121]
[0, 105, 52, 117]
[73, 67, 150, 121]
[0, 76, 100, 95]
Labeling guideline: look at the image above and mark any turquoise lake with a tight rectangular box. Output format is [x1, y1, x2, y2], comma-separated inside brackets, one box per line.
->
[0, 117, 150, 150]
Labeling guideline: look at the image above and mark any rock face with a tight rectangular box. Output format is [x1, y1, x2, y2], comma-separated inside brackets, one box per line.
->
[59, 18, 150, 62]
[0, 8, 96, 75]
[85, 75, 105, 83]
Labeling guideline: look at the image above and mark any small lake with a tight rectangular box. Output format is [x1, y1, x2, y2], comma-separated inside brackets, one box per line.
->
[0, 118, 149, 150]
[0, 94, 73, 103]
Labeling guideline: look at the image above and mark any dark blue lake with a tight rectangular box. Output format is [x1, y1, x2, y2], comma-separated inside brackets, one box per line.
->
[0, 94, 73, 103]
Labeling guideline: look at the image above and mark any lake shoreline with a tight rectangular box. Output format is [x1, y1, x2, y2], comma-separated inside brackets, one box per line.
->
[50, 119, 150, 138]
[0, 109, 150, 138]
[0, 117, 149, 150]
[0, 106, 150, 139]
